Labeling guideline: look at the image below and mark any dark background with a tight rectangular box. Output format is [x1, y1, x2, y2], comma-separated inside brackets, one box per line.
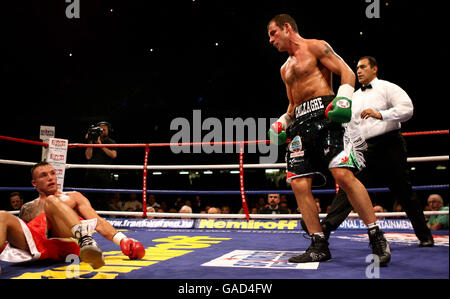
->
[0, 0, 447, 211]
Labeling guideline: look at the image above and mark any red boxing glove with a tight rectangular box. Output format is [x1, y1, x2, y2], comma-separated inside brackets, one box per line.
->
[268, 121, 288, 145]
[120, 237, 145, 260]
[271, 121, 284, 134]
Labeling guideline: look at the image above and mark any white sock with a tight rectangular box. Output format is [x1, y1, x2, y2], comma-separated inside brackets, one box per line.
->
[367, 222, 379, 230]
[312, 232, 325, 238]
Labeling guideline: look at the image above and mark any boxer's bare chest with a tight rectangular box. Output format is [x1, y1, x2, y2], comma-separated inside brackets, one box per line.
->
[283, 52, 317, 85]
[283, 51, 332, 105]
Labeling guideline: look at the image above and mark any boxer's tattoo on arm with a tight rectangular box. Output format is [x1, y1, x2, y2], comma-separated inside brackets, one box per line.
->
[324, 43, 343, 60]
[18, 205, 33, 222]
[18, 201, 41, 222]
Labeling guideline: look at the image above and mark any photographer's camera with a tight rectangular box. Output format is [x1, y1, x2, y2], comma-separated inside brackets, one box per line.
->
[87, 125, 104, 142]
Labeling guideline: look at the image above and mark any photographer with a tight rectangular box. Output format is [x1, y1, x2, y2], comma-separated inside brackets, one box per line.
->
[84, 121, 117, 209]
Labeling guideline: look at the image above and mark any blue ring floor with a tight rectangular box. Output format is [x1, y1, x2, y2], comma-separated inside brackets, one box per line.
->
[1, 228, 448, 279]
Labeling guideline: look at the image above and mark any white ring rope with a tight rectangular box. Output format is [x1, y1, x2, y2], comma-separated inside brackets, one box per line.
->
[0, 155, 448, 170]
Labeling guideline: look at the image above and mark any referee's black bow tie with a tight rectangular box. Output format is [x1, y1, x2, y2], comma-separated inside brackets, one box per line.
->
[361, 84, 372, 91]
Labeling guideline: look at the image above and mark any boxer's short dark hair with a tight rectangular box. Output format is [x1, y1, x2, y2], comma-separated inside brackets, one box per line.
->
[268, 14, 299, 33]
[31, 161, 51, 179]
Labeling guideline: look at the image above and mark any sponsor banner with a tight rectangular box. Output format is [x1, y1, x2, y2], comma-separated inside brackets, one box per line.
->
[39, 125, 55, 140]
[338, 219, 413, 230]
[46, 138, 68, 191]
[202, 250, 319, 270]
[195, 219, 299, 231]
[107, 218, 195, 229]
[195, 219, 414, 231]
[107, 218, 417, 231]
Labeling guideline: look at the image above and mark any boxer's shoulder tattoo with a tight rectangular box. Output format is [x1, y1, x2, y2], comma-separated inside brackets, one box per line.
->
[323, 43, 342, 60]
[18, 200, 42, 222]
[18, 204, 34, 222]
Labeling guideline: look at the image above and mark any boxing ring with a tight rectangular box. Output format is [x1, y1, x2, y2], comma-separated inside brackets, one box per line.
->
[0, 131, 448, 280]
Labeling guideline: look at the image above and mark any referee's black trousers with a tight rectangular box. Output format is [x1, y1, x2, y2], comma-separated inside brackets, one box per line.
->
[322, 129, 433, 242]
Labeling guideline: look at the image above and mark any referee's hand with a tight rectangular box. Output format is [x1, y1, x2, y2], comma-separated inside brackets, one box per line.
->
[360, 108, 382, 120]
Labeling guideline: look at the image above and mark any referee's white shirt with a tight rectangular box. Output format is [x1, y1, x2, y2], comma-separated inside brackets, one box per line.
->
[351, 77, 414, 140]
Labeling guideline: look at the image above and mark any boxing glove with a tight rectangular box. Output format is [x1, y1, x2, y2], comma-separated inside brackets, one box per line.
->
[120, 237, 145, 260]
[268, 112, 293, 145]
[268, 121, 287, 145]
[325, 96, 352, 123]
[113, 232, 145, 259]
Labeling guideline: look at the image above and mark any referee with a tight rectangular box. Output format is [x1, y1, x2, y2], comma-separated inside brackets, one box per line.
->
[320, 56, 434, 247]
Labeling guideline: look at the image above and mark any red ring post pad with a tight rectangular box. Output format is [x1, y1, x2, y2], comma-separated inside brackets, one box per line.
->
[239, 143, 250, 222]
[142, 145, 150, 218]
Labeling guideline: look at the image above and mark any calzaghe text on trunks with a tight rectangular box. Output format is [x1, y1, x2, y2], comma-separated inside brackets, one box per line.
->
[295, 98, 325, 118]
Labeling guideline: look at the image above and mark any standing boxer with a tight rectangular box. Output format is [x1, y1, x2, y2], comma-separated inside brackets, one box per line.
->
[267, 14, 390, 265]
[0, 161, 145, 270]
